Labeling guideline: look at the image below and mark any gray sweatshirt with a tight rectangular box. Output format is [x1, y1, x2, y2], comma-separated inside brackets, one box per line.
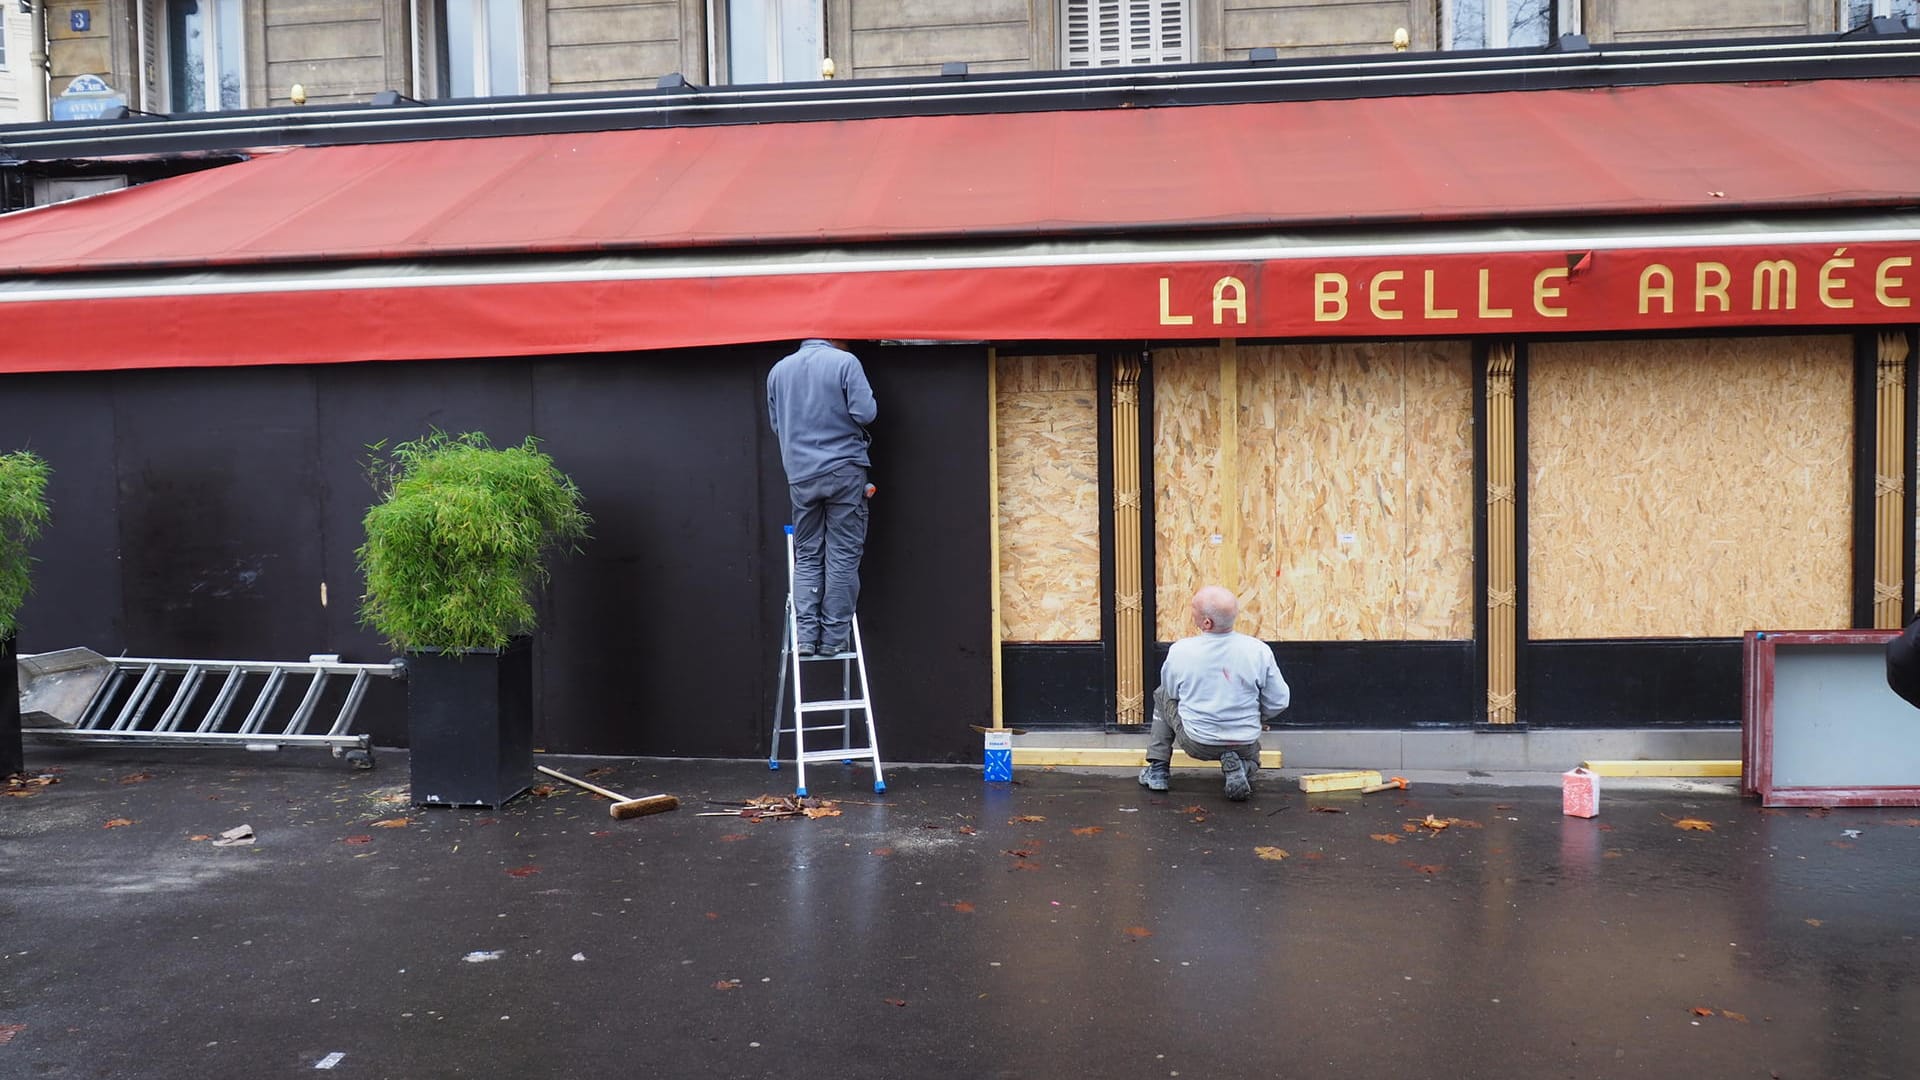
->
[766, 339, 878, 483]
[1158, 630, 1290, 746]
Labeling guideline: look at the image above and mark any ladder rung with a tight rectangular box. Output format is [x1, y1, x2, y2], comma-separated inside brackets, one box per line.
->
[799, 652, 858, 662]
[799, 749, 879, 765]
[797, 699, 868, 713]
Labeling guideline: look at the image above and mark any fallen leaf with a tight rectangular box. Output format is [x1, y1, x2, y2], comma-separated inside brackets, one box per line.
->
[1691, 1006, 1715, 1017]
[1416, 815, 1450, 832]
[714, 980, 741, 991]
[1597, 823, 1615, 832]
[870, 847, 894, 857]
[529, 785, 558, 798]
[103, 819, 134, 829]
[505, 866, 540, 877]
[118, 772, 154, 785]
[1401, 822, 1418, 832]
[1721, 1010, 1749, 1023]
[1830, 841, 1854, 849]
[1447, 818, 1484, 829]
[1412, 864, 1444, 875]
[719, 833, 749, 842]
[1603, 850, 1623, 859]
[188, 834, 211, 842]
[1181, 806, 1206, 815]
[705, 912, 720, 920]
[1254, 846, 1290, 861]
[0, 1023, 24, 1045]
[1494, 804, 1512, 811]
[1805, 918, 1824, 927]
[950, 901, 975, 913]
[1070, 826, 1104, 837]
[1370, 833, 1402, 845]
[884, 998, 908, 1007]
[802, 806, 842, 819]
[1299, 851, 1325, 861]
[1010, 815, 1045, 824]
[1004, 849, 1034, 859]
[371, 818, 409, 828]
[1, 790, 36, 799]
[1008, 862, 1041, 872]
[957, 826, 977, 835]
[1674, 819, 1715, 832]
[1123, 926, 1153, 938]
[343, 835, 373, 845]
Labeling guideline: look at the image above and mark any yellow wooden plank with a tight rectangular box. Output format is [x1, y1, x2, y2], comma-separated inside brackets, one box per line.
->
[1011, 748, 1282, 769]
[1579, 759, 1741, 777]
[1297, 770, 1383, 792]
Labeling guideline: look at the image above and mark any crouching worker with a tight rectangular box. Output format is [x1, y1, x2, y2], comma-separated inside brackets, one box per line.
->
[1139, 585, 1290, 801]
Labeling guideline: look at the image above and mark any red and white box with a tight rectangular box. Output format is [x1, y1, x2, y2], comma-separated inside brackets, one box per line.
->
[1562, 767, 1600, 818]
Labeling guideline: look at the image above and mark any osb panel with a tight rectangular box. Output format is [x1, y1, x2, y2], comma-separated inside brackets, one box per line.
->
[1528, 336, 1853, 639]
[1153, 348, 1224, 640]
[997, 355, 1101, 642]
[1155, 343, 1474, 641]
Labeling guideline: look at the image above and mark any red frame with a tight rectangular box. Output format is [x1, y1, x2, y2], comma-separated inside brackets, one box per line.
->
[1743, 629, 1920, 807]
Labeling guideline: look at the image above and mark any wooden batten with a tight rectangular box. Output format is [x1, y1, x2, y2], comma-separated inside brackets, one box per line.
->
[1218, 340, 1241, 588]
[1875, 332, 1911, 630]
[988, 349, 1003, 728]
[1485, 344, 1518, 725]
[1113, 355, 1145, 726]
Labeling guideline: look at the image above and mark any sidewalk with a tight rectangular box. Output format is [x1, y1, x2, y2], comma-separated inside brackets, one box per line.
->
[3, 747, 1916, 1079]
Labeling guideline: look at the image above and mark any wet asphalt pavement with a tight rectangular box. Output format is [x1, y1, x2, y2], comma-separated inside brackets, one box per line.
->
[2, 747, 1917, 1079]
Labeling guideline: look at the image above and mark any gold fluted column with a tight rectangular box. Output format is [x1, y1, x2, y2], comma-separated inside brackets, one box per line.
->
[1112, 355, 1145, 726]
[1485, 344, 1519, 725]
[1874, 332, 1912, 630]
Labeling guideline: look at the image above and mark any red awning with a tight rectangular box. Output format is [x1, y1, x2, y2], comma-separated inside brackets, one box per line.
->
[2, 77, 1919, 372]
[4, 77, 1920, 277]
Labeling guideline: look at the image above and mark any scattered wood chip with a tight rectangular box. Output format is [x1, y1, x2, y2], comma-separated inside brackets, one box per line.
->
[950, 901, 975, 913]
[1691, 1006, 1715, 1017]
[371, 818, 409, 828]
[342, 835, 372, 845]
[1009, 815, 1045, 824]
[1123, 926, 1153, 938]
[103, 818, 135, 829]
[118, 772, 154, 785]
[1674, 819, 1715, 832]
[1721, 1010, 1749, 1023]
[1254, 846, 1290, 861]
[1804, 918, 1823, 927]
[714, 980, 741, 991]
[1070, 826, 1103, 837]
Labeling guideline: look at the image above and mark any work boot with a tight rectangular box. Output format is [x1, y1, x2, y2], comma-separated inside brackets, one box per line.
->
[1221, 751, 1251, 802]
[1138, 760, 1170, 792]
[796, 641, 817, 658]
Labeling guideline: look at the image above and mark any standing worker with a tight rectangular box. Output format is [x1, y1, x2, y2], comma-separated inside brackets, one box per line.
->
[767, 338, 877, 657]
[1140, 585, 1290, 801]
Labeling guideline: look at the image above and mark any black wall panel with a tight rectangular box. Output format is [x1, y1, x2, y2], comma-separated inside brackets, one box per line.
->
[0, 374, 123, 653]
[1002, 643, 1107, 728]
[1152, 639, 1477, 728]
[0, 345, 991, 763]
[312, 357, 536, 745]
[1521, 639, 1742, 727]
[111, 368, 326, 658]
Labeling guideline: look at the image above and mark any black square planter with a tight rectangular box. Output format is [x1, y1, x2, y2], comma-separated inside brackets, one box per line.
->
[2, 635, 21, 778]
[405, 637, 533, 809]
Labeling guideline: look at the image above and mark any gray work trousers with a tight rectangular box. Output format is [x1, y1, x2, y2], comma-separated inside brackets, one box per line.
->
[790, 462, 869, 650]
[1146, 687, 1262, 774]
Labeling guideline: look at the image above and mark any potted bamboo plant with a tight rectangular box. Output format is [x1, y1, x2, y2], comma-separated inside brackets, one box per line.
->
[358, 431, 589, 808]
[0, 451, 51, 779]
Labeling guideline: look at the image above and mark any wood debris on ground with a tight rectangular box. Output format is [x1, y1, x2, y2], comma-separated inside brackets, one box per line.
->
[698, 794, 843, 821]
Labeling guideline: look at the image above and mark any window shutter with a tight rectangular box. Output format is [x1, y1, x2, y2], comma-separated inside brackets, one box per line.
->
[1062, 0, 1188, 68]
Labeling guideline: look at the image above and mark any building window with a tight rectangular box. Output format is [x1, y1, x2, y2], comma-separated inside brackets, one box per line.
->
[437, 0, 524, 97]
[165, 0, 245, 113]
[1844, 0, 1920, 28]
[715, 0, 823, 85]
[1445, 0, 1568, 50]
[1062, 0, 1190, 67]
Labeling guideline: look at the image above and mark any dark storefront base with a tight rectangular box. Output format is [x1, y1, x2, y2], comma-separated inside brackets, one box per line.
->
[1004, 638, 1744, 730]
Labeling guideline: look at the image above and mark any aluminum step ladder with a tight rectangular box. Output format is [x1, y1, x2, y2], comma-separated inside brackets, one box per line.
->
[767, 525, 885, 796]
[19, 648, 398, 768]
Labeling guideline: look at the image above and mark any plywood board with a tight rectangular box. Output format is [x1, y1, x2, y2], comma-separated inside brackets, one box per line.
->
[1154, 342, 1474, 641]
[996, 355, 1100, 641]
[1529, 336, 1852, 639]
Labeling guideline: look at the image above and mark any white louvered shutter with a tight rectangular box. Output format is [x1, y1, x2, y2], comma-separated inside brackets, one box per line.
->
[1063, 0, 1189, 68]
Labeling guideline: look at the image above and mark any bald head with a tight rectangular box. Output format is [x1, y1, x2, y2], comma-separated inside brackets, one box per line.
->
[1190, 586, 1239, 633]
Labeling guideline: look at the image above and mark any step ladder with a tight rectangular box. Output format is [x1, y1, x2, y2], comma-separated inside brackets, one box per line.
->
[767, 525, 885, 796]
[19, 648, 399, 768]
